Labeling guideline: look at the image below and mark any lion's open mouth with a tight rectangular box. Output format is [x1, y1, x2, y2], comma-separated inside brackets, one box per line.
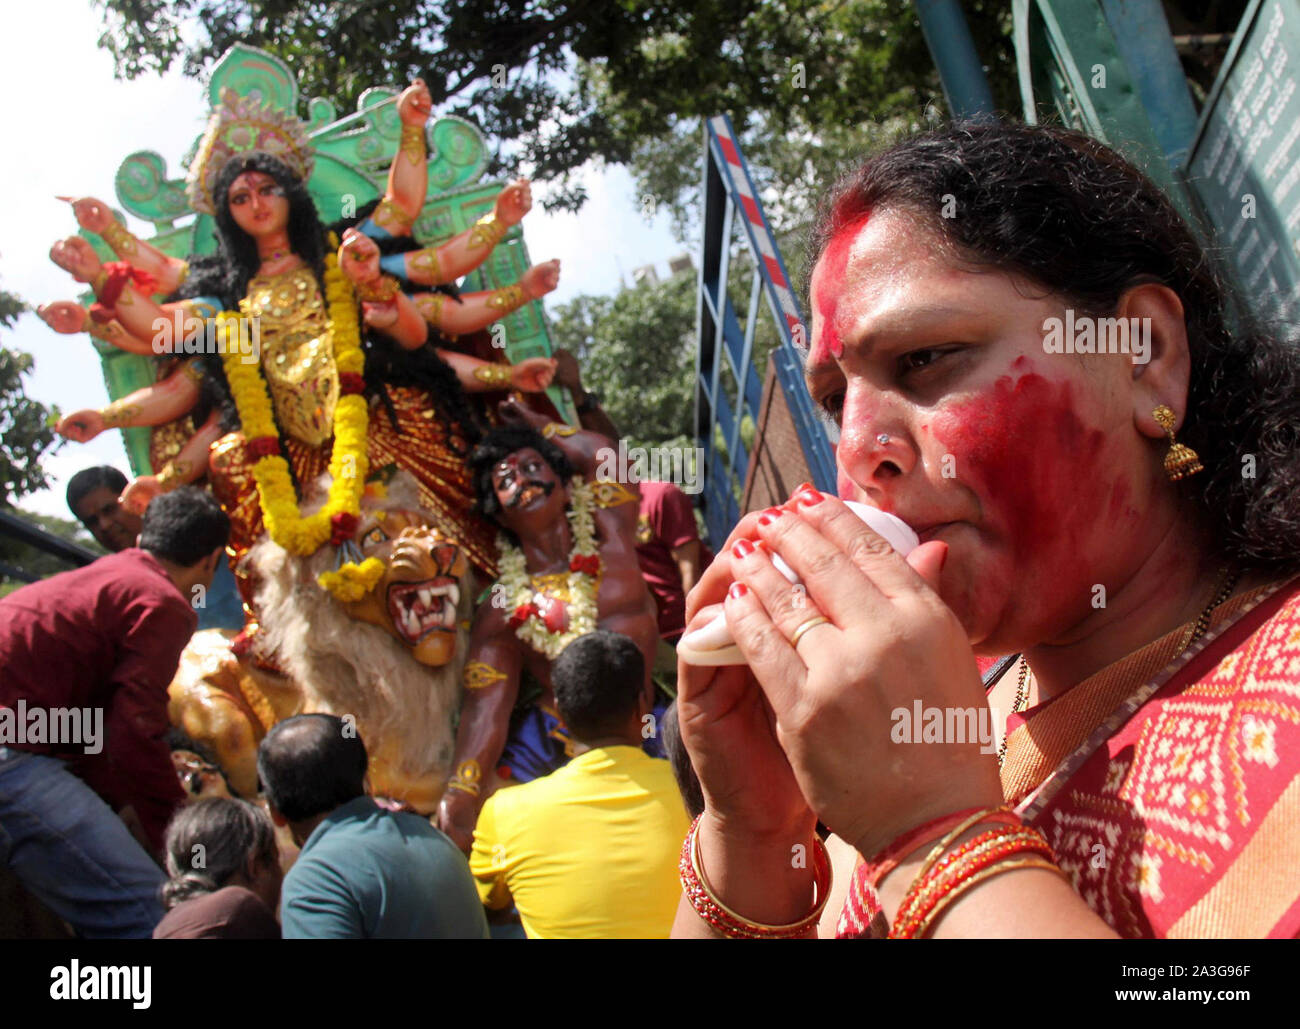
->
[387, 578, 459, 645]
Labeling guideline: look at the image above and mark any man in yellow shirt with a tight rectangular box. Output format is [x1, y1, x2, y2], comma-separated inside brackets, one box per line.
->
[469, 630, 690, 938]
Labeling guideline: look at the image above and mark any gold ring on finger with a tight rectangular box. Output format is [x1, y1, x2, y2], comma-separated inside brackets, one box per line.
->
[789, 615, 831, 649]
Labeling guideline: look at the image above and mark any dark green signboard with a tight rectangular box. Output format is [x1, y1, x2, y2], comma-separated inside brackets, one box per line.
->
[1185, 0, 1300, 324]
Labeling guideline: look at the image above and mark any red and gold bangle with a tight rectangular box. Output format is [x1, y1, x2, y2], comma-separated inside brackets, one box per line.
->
[891, 824, 1059, 938]
[914, 805, 1012, 883]
[897, 856, 1065, 940]
[894, 826, 1051, 930]
[679, 814, 831, 939]
[863, 806, 1019, 890]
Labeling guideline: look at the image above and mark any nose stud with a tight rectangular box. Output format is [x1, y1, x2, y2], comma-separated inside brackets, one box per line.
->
[876, 434, 891, 446]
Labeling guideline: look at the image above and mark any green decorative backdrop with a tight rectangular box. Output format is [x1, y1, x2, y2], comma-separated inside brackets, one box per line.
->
[86, 43, 564, 475]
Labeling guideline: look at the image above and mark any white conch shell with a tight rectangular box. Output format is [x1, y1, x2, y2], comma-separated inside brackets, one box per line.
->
[677, 502, 919, 666]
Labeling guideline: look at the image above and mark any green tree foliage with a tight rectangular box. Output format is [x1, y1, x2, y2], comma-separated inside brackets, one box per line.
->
[0, 510, 103, 598]
[622, 1, 1018, 251]
[93, 0, 1018, 213]
[549, 272, 696, 451]
[0, 290, 61, 505]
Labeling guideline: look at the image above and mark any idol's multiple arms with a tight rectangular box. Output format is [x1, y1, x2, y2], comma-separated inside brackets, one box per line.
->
[55, 360, 203, 442]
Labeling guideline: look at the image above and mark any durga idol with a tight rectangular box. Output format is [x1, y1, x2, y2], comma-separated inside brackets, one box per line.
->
[49, 81, 560, 588]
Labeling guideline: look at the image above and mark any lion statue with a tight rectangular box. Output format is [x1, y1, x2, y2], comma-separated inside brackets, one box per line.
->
[169, 473, 473, 814]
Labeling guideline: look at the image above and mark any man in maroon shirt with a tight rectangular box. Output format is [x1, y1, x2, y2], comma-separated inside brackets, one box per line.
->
[635, 480, 707, 642]
[0, 486, 228, 938]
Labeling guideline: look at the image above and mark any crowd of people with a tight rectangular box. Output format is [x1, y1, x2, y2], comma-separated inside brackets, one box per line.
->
[1, 410, 708, 939]
[3, 116, 1299, 940]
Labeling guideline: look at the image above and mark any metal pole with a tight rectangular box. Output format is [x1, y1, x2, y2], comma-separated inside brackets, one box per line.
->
[913, 0, 998, 120]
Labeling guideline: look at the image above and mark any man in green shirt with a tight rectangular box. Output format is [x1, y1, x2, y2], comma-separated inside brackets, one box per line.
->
[258, 714, 488, 939]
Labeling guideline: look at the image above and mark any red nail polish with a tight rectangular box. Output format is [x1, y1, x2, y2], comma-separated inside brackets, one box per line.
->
[732, 538, 755, 559]
[792, 482, 813, 497]
[798, 490, 824, 505]
[728, 582, 748, 600]
[758, 507, 784, 526]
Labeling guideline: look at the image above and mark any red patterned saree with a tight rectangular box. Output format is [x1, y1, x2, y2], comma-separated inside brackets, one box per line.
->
[838, 575, 1300, 938]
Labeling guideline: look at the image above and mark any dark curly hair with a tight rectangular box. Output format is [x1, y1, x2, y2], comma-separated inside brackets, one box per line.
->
[468, 426, 576, 528]
[807, 121, 1300, 575]
[212, 152, 327, 303]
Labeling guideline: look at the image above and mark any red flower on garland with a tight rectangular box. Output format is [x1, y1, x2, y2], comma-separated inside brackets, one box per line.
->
[246, 435, 281, 459]
[329, 511, 360, 546]
[338, 371, 366, 396]
[509, 602, 538, 629]
[569, 554, 600, 577]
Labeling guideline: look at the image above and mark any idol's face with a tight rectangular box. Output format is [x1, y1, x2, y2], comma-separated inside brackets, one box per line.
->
[226, 170, 290, 240]
[490, 448, 567, 535]
[340, 507, 468, 666]
[806, 207, 1167, 655]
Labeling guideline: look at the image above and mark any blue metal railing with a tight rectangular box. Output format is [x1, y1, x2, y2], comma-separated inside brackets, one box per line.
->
[693, 115, 837, 546]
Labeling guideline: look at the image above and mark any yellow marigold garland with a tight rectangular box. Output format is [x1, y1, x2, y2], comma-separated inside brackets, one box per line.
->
[317, 556, 386, 602]
[218, 249, 369, 557]
[496, 477, 600, 660]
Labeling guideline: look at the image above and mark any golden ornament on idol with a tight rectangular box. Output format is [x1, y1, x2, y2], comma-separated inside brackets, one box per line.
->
[218, 247, 369, 559]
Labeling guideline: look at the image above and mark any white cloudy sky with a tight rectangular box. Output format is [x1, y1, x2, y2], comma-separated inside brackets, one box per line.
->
[2, 0, 686, 519]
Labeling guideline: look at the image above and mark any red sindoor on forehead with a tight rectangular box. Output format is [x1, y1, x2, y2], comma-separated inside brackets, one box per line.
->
[812, 210, 871, 365]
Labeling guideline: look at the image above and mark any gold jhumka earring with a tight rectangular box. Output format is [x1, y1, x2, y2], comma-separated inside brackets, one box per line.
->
[1153, 405, 1204, 481]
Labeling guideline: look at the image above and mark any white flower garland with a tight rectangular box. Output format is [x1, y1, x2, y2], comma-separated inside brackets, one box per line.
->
[497, 477, 600, 660]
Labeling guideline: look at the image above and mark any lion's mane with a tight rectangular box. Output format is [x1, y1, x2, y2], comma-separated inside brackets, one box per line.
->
[247, 474, 470, 801]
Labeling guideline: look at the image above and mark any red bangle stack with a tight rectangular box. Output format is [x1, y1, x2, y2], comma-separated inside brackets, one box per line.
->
[887, 806, 1066, 939]
[862, 806, 1016, 889]
[679, 814, 831, 939]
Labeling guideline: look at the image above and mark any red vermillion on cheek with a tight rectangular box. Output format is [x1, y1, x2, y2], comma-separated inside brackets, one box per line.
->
[811, 212, 871, 366]
[930, 372, 1119, 600]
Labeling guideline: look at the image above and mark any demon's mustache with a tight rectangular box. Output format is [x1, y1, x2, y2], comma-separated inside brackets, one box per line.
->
[505, 479, 555, 509]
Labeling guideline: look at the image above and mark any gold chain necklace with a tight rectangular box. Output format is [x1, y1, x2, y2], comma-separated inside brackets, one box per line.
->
[996, 566, 1241, 768]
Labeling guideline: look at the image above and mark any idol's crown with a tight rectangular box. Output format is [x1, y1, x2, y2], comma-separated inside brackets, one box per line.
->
[187, 87, 315, 215]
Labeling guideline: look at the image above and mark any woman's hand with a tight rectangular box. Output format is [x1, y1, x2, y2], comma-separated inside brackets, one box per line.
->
[728, 491, 1003, 860]
[339, 228, 381, 284]
[56, 408, 105, 442]
[50, 236, 102, 284]
[38, 301, 89, 334]
[509, 356, 557, 393]
[676, 501, 829, 840]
